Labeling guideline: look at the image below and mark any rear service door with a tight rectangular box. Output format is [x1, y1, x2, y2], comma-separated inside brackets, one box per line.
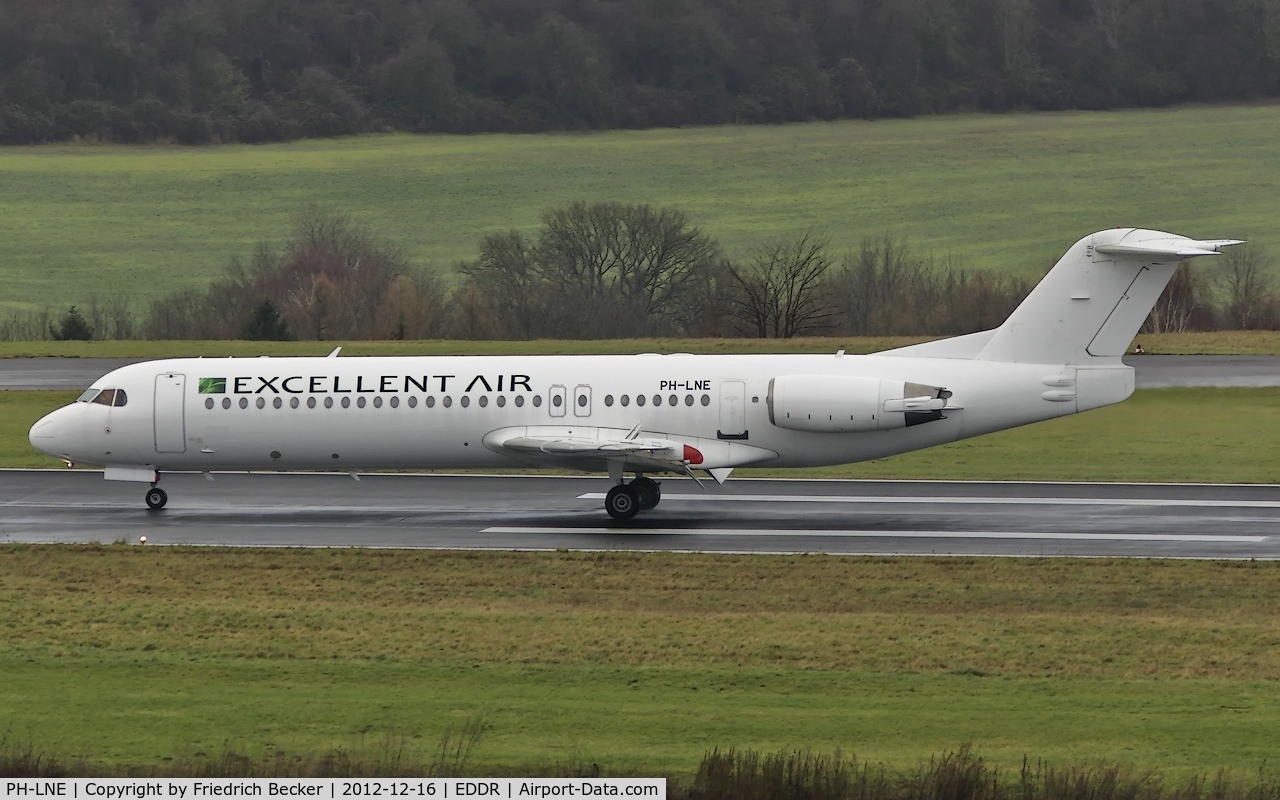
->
[154, 373, 187, 453]
[717, 380, 747, 439]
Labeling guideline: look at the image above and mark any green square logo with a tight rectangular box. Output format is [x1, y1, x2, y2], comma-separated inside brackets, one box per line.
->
[199, 377, 226, 394]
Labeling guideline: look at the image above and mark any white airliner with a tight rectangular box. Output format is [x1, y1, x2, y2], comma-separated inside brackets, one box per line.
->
[29, 228, 1241, 519]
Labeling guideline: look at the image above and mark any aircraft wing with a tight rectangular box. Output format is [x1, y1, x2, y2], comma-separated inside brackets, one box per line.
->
[482, 425, 778, 482]
[499, 433, 697, 461]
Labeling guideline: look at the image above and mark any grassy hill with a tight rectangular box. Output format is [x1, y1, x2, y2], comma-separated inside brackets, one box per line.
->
[2, 103, 1278, 310]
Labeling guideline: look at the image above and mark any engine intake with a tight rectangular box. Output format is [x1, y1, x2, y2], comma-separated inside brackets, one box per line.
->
[767, 375, 951, 433]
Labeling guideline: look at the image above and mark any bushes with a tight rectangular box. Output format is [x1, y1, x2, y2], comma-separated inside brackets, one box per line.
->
[687, 746, 1280, 800]
[141, 209, 447, 341]
[5, 741, 1280, 800]
[828, 237, 1033, 338]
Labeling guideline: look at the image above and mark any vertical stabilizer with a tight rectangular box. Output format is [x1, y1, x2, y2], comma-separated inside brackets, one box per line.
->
[977, 229, 1242, 365]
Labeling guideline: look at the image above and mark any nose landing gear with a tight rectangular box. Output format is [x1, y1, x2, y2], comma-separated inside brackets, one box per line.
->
[145, 485, 168, 510]
[604, 475, 662, 520]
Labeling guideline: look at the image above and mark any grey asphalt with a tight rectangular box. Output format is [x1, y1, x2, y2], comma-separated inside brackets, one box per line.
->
[2, 356, 1278, 390]
[2, 470, 1277, 558]
[0, 358, 143, 390]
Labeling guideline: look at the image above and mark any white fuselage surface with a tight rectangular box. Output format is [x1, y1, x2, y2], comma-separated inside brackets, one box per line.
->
[32, 352, 1109, 471]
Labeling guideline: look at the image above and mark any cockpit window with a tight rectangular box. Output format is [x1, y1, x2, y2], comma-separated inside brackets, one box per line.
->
[114, 390, 128, 407]
[91, 389, 117, 406]
[77, 388, 100, 403]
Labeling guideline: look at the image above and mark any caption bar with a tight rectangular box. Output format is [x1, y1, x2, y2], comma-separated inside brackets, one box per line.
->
[3, 781, 665, 800]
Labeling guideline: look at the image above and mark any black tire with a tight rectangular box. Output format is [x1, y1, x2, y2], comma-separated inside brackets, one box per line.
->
[632, 477, 661, 511]
[145, 487, 168, 510]
[605, 484, 640, 520]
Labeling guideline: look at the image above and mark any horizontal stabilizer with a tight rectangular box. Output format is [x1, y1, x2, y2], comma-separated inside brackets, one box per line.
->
[1094, 238, 1245, 260]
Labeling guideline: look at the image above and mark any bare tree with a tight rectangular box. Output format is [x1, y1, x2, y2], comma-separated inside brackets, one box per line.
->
[103, 296, 136, 340]
[458, 231, 542, 339]
[447, 283, 504, 340]
[831, 234, 929, 335]
[727, 230, 838, 338]
[1217, 245, 1275, 329]
[827, 234, 1031, 336]
[535, 201, 722, 323]
[374, 273, 446, 339]
[0, 307, 52, 341]
[458, 201, 725, 338]
[1144, 261, 1210, 333]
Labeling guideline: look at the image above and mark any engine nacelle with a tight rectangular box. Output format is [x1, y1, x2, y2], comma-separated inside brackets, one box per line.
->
[767, 375, 950, 433]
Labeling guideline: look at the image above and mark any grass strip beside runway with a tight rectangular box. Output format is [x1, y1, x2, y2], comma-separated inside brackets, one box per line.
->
[1, 548, 1278, 773]
[6, 387, 1280, 482]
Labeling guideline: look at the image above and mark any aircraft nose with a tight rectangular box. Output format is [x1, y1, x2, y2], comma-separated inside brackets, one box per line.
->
[29, 406, 74, 458]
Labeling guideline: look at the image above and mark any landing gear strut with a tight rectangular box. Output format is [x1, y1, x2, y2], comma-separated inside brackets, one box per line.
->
[605, 475, 661, 520]
[145, 485, 168, 510]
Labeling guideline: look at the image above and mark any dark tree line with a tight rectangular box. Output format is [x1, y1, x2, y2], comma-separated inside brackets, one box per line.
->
[2, 0, 1279, 145]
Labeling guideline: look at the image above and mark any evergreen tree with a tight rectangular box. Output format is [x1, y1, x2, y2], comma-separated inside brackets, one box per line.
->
[50, 307, 93, 341]
[239, 298, 293, 341]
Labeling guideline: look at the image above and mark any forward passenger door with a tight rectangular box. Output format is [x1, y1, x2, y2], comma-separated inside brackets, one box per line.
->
[154, 373, 187, 453]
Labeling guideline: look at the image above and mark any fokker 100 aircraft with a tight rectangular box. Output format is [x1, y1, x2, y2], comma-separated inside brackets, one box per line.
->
[30, 228, 1241, 519]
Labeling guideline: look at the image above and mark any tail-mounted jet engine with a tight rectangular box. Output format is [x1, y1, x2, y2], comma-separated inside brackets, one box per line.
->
[767, 375, 952, 433]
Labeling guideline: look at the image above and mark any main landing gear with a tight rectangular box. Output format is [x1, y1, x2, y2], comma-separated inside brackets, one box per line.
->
[605, 475, 661, 521]
[145, 485, 168, 510]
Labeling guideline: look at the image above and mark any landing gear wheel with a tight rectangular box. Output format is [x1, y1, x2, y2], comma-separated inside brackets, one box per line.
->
[632, 477, 661, 511]
[605, 484, 640, 521]
[145, 487, 168, 510]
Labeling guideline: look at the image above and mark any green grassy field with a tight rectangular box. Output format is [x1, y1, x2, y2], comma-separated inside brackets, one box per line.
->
[7, 331, 1280, 358]
[7, 387, 1280, 482]
[2, 103, 1278, 310]
[3, 548, 1279, 774]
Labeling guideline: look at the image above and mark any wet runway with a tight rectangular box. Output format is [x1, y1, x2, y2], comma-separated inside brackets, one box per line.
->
[2, 470, 1277, 558]
[2, 355, 1278, 390]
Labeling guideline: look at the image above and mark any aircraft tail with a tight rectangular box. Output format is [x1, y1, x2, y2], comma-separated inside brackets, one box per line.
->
[976, 229, 1243, 365]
